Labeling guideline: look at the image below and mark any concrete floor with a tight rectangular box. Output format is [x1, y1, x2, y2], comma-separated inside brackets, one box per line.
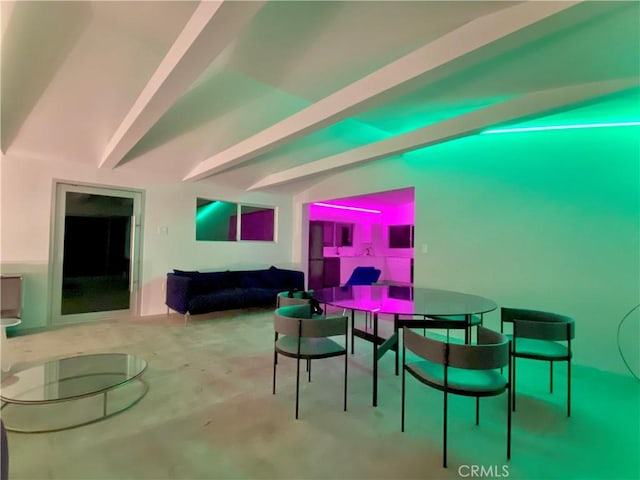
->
[1, 309, 639, 480]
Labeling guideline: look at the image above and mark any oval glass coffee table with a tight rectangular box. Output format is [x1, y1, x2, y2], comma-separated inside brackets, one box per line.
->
[0, 353, 148, 433]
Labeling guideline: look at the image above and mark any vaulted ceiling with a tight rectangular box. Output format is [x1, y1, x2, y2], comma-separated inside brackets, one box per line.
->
[2, 1, 638, 192]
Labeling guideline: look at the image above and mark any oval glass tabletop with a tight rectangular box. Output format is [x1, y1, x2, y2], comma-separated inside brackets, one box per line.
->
[314, 285, 497, 316]
[0, 353, 147, 404]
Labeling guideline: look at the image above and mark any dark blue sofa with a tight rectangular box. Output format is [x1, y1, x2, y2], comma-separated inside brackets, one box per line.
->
[166, 266, 305, 315]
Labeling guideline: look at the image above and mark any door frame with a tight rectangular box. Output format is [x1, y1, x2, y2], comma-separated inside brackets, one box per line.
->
[48, 181, 145, 326]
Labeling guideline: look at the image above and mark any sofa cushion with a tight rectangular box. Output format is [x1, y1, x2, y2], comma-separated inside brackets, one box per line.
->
[239, 271, 263, 289]
[226, 270, 244, 288]
[192, 271, 231, 295]
[243, 287, 279, 307]
[189, 289, 243, 314]
[261, 266, 291, 289]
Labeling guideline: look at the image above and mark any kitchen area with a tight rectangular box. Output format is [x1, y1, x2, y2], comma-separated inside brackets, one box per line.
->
[307, 188, 414, 290]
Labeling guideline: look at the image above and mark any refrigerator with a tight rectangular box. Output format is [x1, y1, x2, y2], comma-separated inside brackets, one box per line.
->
[308, 221, 340, 289]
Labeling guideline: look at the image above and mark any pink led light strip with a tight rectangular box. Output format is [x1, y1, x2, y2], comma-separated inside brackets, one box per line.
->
[313, 202, 381, 214]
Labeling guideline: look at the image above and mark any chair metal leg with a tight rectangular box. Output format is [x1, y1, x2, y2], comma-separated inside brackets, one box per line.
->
[443, 390, 448, 468]
[508, 341, 512, 459]
[308, 359, 311, 383]
[476, 397, 480, 425]
[507, 382, 512, 460]
[512, 357, 517, 412]
[373, 311, 379, 407]
[550, 361, 553, 393]
[344, 351, 348, 412]
[464, 314, 470, 344]
[351, 310, 355, 354]
[394, 315, 399, 376]
[295, 356, 301, 419]
[401, 364, 406, 432]
[567, 359, 571, 417]
[272, 351, 277, 394]
[500, 321, 504, 375]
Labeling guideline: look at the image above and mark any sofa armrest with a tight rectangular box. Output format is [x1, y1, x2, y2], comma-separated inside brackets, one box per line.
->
[166, 273, 192, 314]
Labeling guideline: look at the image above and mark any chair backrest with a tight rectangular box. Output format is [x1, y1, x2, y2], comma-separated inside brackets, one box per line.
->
[449, 327, 509, 370]
[276, 304, 312, 320]
[404, 328, 447, 364]
[1, 276, 22, 319]
[403, 326, 509, 370]
[502, 307, 575, 341]
[277, 291, 311, 307]
[274, 305, 346, 338]
[344, 266, 381, 286]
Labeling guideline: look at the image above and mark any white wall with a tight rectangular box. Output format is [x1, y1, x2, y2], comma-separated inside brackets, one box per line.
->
[0, 153, 296, 329]
[142, 182, 296, 316]
[309, 204, 381, 257]
[294, 127, 640, 374]
[2, 125, 638, 374]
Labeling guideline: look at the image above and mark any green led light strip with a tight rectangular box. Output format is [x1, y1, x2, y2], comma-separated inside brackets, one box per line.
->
[482, 121, 640, 134]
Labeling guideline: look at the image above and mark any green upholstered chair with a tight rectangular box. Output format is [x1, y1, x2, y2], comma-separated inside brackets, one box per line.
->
[401, 326, 511, 468]
[501, 307, 575, 417]
[273, 304, 348, 419]
[276, 290, 312, 308]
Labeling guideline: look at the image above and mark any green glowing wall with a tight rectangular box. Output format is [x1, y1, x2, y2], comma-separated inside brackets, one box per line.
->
[298, 122, 639, 374]
[196, 200, 237, 241]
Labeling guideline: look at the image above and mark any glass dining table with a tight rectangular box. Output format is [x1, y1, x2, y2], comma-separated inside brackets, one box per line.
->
[313, 285, 497, 406]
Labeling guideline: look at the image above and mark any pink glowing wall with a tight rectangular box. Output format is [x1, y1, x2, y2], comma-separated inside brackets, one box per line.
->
[308, 188, 415, 284]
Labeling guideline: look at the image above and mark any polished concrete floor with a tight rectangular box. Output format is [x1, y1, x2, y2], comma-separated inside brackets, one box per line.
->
[1, 309, 639, 480]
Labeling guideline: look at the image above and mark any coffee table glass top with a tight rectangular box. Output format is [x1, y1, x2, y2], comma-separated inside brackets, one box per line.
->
[0, 353, 147, 403]
[314, 285, 497, 316]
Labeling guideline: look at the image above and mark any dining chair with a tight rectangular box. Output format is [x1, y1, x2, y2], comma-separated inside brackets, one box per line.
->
[501, 307, 575, 417]
[401, 326, 511, 468]
[273, 304, 348, 419]
[276, 290, 312, 307]
[276, 291, 315, 375]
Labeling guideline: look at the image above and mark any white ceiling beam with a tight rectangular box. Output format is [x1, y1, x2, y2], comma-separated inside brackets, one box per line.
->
[184, 0, 584, 182]
[248, 78, 638, 190]
[1, 1, 92, 154]
[1, 1, 16, 44]
[99, 0, 264, 169]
